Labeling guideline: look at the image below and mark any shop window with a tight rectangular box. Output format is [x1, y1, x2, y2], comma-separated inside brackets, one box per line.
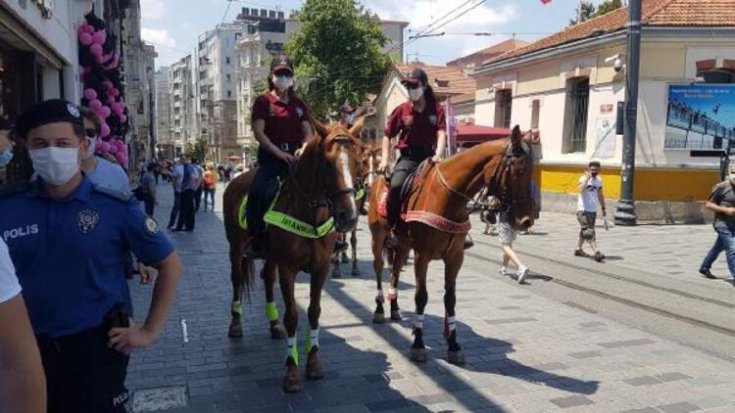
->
[494, 89, 512, 129]
[698, 69, 735, 84]
[563, 78, 590, 153]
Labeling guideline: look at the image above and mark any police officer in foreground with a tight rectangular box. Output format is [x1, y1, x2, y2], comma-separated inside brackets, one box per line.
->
[0, 99, 182, 413]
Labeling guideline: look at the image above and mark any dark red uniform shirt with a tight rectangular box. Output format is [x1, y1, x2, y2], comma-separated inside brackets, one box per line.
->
[384, 101, 446, 148]
[251, 92, 310, 147]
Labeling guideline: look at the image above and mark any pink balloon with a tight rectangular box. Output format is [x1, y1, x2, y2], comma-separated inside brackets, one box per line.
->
[111, 88, 120, 97]
[103, 80, 113, 89]
[83, 88, 97, 100]
[90, 44, 103, 57]
[82, 23, 95, 34]
[100, 106, 111, 119]
[96, 140, 109, 154]
[100, 122, 111, 138]
[79, 32, 93, 46]
[92, 30, 106, 45]
[120, 114, 127, 123]
[89, 99, 102, 110]
[108, 143, 118, 154]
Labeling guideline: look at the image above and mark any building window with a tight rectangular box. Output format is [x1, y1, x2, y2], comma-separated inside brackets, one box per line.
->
[531, 99, 540, 129]
[227, 90, 232, 98]
[494, 89, 512, 129]
[563, 78, 590, 153]
[226, 56, 231, 64]
[698, 68, 735, 84]
[227, 74, 231, 82]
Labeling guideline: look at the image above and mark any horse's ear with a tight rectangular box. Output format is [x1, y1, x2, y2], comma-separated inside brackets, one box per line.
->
[312, 118, 330, 139]
[348, 115, 366, 138]
[511, 125, 522, 147]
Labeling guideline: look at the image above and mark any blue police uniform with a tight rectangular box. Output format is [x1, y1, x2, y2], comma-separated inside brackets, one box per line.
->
[0, 176, 173, 337]
[0, 176, 174, 413]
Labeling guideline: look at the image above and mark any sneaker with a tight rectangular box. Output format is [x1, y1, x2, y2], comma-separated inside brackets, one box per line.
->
[517, 266, 529, 283]
[593, 251, 605, 262]
[463, 237, 474, 250]
[698, 268, 717, 279]
[574, 249, 588, 257]
[498, 266, 508, 276]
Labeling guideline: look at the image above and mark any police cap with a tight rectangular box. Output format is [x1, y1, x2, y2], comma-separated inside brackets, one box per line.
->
[15, 99, 83, 139]
[401, 68, 428, 87]
[270, 53, 293, 74]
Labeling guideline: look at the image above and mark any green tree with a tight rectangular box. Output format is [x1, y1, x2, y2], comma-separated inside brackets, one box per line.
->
[285, 0, 392, 117]
[596, 0, 623, 16]
[185, 139, 207, 162]
[570, 0, 622, 25]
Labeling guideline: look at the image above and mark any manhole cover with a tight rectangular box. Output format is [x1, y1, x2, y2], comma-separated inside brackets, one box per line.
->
[131, 386, 188, 412]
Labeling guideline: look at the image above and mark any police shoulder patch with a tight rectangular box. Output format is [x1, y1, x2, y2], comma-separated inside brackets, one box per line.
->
[78, 209, 100, 234]
[144, 217, 159, 235]
[92, 184, 133, 202]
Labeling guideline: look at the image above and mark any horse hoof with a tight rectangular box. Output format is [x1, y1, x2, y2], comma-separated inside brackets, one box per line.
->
[270, 324, 287, 339]
[373, 311, 386, 324]
[390, 310, 403, 321]
[341, 255, 349, 264]
[282, 374, 303, 393]
[448, 350, 466, 365]
[306, 352, 324, 381]
[228, 322, 243, 338]
[410, 347, 428, 363]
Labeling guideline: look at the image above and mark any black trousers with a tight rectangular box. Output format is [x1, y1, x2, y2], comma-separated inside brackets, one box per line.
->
[143, 194, 155, 216]
[38, 325, 129, 413]
[168, 191, 181, 228]
[246, 149, 289, 235]
[388, 152, 430, 227]
[194, 187, 203, 211]
[177, 189, 196, 230]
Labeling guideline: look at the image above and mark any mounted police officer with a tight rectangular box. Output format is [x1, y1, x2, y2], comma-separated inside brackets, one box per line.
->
[245, 53, 312, 250]
[378, 68, 447, 232]
[0, 99, 182, 413]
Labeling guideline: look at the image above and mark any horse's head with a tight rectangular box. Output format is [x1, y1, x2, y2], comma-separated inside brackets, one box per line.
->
[312, 118, 365, 232]
[486, 125, 535, 230]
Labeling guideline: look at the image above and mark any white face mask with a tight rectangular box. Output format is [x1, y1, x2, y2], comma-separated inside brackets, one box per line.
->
[408, 86, 424, 102]
[85, 136, 97, 159]
[346, 114, 355, 124]
[272, 75, 293, 92]
[29, 146, 80, 185]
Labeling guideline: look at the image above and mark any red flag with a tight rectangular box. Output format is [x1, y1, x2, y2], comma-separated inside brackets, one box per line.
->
[540, 0, 551, 4]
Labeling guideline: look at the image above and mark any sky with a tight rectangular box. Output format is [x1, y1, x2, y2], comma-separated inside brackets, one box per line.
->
[141, 0, 611, 69]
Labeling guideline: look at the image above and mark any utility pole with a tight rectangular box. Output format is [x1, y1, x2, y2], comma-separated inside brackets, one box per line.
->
[614, 0, 642, 226]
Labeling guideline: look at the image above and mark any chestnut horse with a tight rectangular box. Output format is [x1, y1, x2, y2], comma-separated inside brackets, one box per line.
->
[330, 145, 381, 278]
[222, 121, 364, 392]
[368, 126, 536, 364]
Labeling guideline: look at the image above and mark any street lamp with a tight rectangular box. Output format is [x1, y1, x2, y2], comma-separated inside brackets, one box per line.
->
[614, 0, 642, 226]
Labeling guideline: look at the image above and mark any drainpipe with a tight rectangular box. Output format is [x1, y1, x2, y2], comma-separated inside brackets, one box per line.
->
[614, 0, 641, 226]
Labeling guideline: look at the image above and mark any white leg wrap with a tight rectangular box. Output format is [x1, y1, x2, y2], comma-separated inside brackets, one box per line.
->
[388, 287, 397, 300]
[310, 328, 320, 349]
[376, 288, 384, 302]
[447, 316, 456, 332]
[414, 313, 425, 330]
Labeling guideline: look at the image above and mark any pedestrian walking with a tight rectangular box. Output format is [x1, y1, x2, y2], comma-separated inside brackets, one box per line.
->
[80, 107, 130, 194]
[139, 163, 158, 216]
[192, 158, 204, 212]
[699, 164, 735, 280]
[0, 237, 46, 413]
[167, 158, 184, 230]
[496, 210, 529, 283]
[575, 161, 606, 262]
[0, 99, 182, 413]
[174, 156, 199, 232]
[202, 162, 217, 211]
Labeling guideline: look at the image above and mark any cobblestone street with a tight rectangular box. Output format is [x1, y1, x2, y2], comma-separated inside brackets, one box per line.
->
[125, 182, 735, 412]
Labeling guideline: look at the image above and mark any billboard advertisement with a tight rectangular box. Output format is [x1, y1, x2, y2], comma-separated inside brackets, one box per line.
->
[664, 84, 735, 150]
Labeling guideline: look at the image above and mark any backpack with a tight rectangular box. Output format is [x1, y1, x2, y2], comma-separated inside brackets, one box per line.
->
[204, 172, 215, 187]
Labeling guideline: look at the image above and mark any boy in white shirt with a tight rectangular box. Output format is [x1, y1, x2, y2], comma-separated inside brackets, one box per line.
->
[575, 161, 606, 262]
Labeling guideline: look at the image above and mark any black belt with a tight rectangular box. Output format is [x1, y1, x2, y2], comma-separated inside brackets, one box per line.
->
[277, 143, 297, 153]
[400, 145, 434, 157]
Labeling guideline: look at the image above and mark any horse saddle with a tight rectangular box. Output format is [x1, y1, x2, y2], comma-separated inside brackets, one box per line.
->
[378, 160, 431, 220]
[238, 177, 280, 231]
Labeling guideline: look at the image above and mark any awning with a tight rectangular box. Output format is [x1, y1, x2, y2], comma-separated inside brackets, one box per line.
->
[455, 124, 512, 143]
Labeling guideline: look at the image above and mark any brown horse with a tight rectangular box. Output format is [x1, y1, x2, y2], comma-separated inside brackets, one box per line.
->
[367, 125, 536, 364]
[330, 145, 381, 278]
[222, 120, 364, 392]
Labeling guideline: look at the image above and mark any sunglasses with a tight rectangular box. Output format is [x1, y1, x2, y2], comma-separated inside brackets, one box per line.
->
[85, 128, 98, 138]
[403, 82, 421, 90]
[274, 71, 293, 78]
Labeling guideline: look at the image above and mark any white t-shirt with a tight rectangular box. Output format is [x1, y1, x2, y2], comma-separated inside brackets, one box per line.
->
[577, 175, 602, 212]
[0, 238, 21, 304]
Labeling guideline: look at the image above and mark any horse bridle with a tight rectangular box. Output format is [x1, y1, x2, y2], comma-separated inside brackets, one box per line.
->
[484, 141, 532, 216]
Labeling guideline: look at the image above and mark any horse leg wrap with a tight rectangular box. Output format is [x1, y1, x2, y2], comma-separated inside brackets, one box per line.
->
[443, 316, 457, 339]
[388, 287, 398, 302]
[265, 301, 279, 322]
[375, 289, 385, 304]
[286, 335, 298, 366]
[231, 301, 242, 317]
[305, 327, 319, 353]
[413, 313, 425, 331]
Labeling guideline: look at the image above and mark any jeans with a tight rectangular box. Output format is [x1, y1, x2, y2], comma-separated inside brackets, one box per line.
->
[203, 188, 216, 210]
[143, 195, 155, 216]
[176, 189, 196, 231]
[701, 223, 735, 275]
[195, 187, 203, 212]
[167, 192, 181, 228]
